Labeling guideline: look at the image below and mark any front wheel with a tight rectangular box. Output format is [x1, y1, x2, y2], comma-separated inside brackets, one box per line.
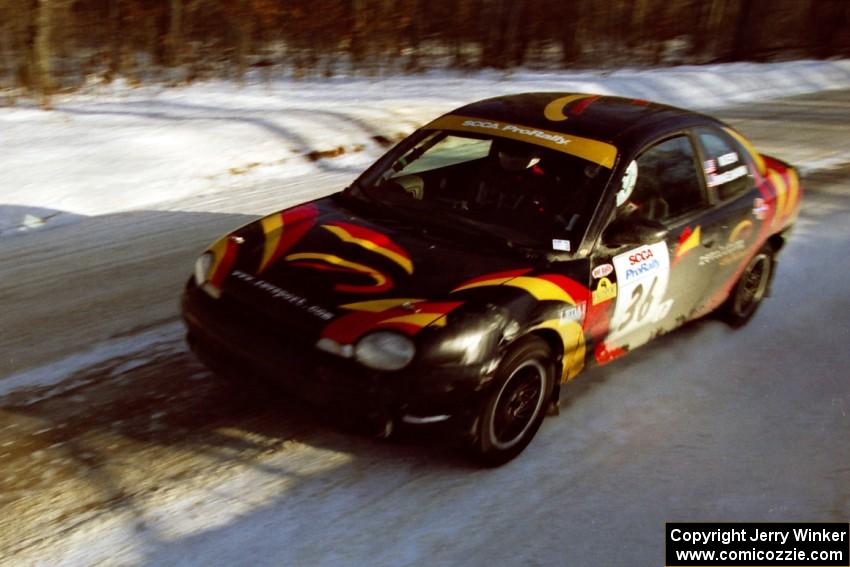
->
[721, 246, 774, 327]
[470, 337, 554, 466]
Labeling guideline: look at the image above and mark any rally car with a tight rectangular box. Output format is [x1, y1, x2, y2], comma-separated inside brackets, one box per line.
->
[182, 93, 801, 464]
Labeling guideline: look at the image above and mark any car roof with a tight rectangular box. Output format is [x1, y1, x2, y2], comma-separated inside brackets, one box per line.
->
[449, 93, 721, 146]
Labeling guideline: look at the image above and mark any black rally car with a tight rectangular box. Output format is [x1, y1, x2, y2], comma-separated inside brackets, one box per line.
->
[183, 93, 801, 464]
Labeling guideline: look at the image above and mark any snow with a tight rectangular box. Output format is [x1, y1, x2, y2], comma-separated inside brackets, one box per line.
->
[2, 59, 850, 236]
[0, 322, 185, 402]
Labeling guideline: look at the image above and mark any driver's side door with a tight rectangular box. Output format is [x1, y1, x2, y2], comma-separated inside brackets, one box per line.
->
[590, 134, 714, 356]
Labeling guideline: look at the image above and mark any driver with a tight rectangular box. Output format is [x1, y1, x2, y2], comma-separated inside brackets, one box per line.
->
[474, 140, 550, 214]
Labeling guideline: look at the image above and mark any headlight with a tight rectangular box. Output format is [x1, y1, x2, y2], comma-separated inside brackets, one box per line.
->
[354, 332, 415, 371]
[194, 252, 214, 285]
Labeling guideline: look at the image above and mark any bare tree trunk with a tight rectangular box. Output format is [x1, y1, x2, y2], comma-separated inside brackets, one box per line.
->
[729, 0, 754, 61]
[29, 0, 52, 105]
[167, 0, 182, 67]
[559, 0, 581, 67]
[702, 0, 728, 61]
[233, 0, 252, 82]
[0, 15, 13, 88]
[350, 0, 368, 72]
[106, 0, 122, 81]
[628, 0, 649, 60]
[405, 0, 421, 72]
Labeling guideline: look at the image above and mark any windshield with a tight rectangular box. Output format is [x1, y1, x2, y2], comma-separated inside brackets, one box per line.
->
[347, 127, 614, 253]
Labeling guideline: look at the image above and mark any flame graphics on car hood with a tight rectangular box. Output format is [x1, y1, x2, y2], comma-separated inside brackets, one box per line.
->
[321, 299, 464, 344]
[321, 222, 413, 274]
[258, 204, 319, 273]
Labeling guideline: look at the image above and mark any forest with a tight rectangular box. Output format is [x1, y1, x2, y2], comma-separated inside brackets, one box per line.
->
[3, 0, 849, 97]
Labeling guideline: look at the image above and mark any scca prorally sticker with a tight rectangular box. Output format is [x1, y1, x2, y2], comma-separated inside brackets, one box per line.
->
[609, 241, 671, 338]
[591, 263, 614, 279]
[461, 119, 571, 146]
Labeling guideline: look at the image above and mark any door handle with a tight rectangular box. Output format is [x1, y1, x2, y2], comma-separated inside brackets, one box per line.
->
[703, 238, 716, 248]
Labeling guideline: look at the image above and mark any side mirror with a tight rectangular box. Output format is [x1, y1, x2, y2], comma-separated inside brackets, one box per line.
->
[602, 217, 668, 247]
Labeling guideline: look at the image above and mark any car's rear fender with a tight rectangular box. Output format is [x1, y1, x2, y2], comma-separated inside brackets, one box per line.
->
[760, 153, 803, 233]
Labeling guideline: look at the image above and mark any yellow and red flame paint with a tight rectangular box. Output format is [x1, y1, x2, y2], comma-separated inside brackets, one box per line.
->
[321, 299, 464, 344]
[286, 252, 394, 293]
[258, 204, 319, 273]
[453, 270, 610, 382]
[322, 222, 413, 275]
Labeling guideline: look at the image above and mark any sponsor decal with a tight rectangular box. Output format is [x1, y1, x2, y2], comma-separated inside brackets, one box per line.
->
[424, 115, 617, 169]
[552, 238, 571, 252]
[699, 240, 746, 267]
[592, 263, 614, 279]
[707, 164, 748, 187]
[698, 220, 752, 267]
[461, 119, 572, 146]
[703, 159, 716, 175]
[559, 302, 586, 322]
[592, 277, 617, 305]
[610, 241, 670, 338]
[752, 197, 769, 220]
[717, 151, 739, 167]
[618, 243, 664, 286]
[232, 269, 335, 320]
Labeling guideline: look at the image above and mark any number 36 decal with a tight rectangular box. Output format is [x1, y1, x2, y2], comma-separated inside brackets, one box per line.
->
[609, 242, 674, 339]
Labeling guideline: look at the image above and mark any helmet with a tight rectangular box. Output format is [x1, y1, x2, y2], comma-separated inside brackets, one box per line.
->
[496, 141, 541, 172]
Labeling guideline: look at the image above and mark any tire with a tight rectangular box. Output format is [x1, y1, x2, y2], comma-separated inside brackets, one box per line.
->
[721, 245, 774, 327]
[470, 336, 554, 466]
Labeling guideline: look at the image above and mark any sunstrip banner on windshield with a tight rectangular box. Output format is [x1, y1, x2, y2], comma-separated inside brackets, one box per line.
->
[424, 115, 618, 169]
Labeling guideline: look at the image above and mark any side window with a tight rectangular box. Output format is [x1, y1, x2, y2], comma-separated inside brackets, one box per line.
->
[695, 128, 752, 201]
[619, 136, 706, 223]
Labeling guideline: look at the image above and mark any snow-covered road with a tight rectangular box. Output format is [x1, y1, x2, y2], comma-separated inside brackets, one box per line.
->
[1, 84, 849, 565]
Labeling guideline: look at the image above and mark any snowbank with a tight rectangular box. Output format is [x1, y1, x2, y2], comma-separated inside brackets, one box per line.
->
[1, 59, 849, 236]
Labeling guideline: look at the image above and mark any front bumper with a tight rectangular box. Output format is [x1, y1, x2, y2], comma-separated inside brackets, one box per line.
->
[181, 281, 491, 424]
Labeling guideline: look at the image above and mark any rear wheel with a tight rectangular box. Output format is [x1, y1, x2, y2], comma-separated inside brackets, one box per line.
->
[722, 246, 774, 327]
[470, 337, 554, 466]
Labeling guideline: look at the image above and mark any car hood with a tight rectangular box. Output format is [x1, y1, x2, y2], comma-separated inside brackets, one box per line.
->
[203, 195, 588, 345]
